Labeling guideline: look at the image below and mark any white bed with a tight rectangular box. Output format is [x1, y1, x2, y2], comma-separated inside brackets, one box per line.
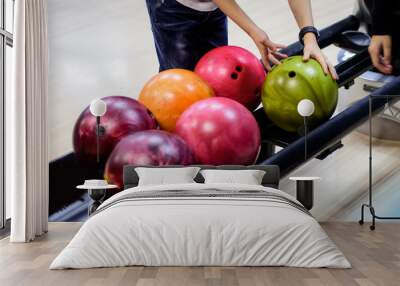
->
[50, 181, 350, 269]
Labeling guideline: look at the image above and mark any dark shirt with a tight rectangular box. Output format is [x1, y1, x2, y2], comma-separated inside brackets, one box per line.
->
[366, 0, 400, 73]
[367, 0, 400, 36]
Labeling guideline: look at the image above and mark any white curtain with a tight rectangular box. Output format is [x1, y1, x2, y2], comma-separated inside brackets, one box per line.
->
[8, 0, 49, 242]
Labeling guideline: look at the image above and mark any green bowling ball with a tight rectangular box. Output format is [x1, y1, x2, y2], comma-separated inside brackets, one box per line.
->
[261, 56, 338, 132]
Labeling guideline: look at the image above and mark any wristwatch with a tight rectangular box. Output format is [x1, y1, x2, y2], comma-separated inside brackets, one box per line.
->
[299, 26, 320, 45]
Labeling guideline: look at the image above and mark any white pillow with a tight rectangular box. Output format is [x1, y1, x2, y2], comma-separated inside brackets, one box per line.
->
[200, 169, 266, 185]
[135, 167, 200, 186]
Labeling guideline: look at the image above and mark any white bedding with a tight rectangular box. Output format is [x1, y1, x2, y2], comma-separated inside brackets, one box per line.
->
[50, 183, 350, 269]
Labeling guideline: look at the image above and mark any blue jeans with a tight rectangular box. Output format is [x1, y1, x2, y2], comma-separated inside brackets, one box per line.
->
[146, 0, 228, 71]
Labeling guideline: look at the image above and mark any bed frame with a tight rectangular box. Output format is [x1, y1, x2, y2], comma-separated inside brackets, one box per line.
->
[123, 165, 280, 189]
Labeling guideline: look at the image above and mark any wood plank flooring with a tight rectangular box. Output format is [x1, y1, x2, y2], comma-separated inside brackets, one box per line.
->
[1, 222, 399, 286]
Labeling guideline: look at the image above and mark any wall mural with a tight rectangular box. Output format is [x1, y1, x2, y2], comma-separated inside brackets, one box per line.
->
[48, 0, 400, 222]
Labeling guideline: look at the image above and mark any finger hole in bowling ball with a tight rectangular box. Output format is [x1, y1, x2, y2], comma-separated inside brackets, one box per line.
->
[288, 71, 296, 78]
[231, 72, 238, 80]
[235, 66, 243, 72]
[146, 109, 157, 122]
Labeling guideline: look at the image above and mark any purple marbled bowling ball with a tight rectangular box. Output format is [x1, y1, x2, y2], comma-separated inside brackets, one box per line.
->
[73, 96, 157, 164]
[175, 97, 261, 165]
[104, 130, 194, 187]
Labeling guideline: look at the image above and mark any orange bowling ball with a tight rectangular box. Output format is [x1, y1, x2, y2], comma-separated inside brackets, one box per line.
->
[139, 69, 214, 131]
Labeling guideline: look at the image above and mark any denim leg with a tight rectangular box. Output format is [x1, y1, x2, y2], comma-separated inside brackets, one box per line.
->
[146, 0, 228, 71]
[197, 9, 228, 57]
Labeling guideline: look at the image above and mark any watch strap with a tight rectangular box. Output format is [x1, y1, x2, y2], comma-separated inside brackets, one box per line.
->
[299, 26, 320, 45]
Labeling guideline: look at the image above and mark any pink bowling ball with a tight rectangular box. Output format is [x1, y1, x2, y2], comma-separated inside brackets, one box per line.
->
[175, 97, 261, 165]
[195, 46, 266, 110]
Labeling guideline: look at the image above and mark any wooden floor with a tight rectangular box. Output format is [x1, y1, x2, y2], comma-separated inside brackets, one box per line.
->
[1, 223, 400, 286]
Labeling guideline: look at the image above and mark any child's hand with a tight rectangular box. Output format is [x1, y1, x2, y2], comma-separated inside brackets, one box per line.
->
[250, 28, 288, 71]
[368, 35, 393, 75]
[303, 33, 338, 80]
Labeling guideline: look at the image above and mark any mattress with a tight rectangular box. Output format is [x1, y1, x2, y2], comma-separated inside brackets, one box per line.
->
[50, 183, 350, 269]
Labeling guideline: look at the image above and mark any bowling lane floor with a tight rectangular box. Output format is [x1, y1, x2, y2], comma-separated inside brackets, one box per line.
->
[1, 222, 400, 286]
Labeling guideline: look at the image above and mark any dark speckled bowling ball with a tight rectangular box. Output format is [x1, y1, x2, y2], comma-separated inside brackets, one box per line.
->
[73, 96, 157, 164]
[104, 130, 195, 187]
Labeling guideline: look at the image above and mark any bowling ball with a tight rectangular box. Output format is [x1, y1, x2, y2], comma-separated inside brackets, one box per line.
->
[73, 96, 157, 164]
[175, 97, 261, 165]
[139, 69, 214, 132]
[195, 46, 266, 110]
[262, 56, 338, 132]
[104, 130, 195, 187]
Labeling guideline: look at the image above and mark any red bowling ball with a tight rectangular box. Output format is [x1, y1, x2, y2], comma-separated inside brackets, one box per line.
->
[195, 46, 266, 110]
[175, 97, 261, 165]
[73, 96, 157, 164]
[104, 130, 195, 187]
